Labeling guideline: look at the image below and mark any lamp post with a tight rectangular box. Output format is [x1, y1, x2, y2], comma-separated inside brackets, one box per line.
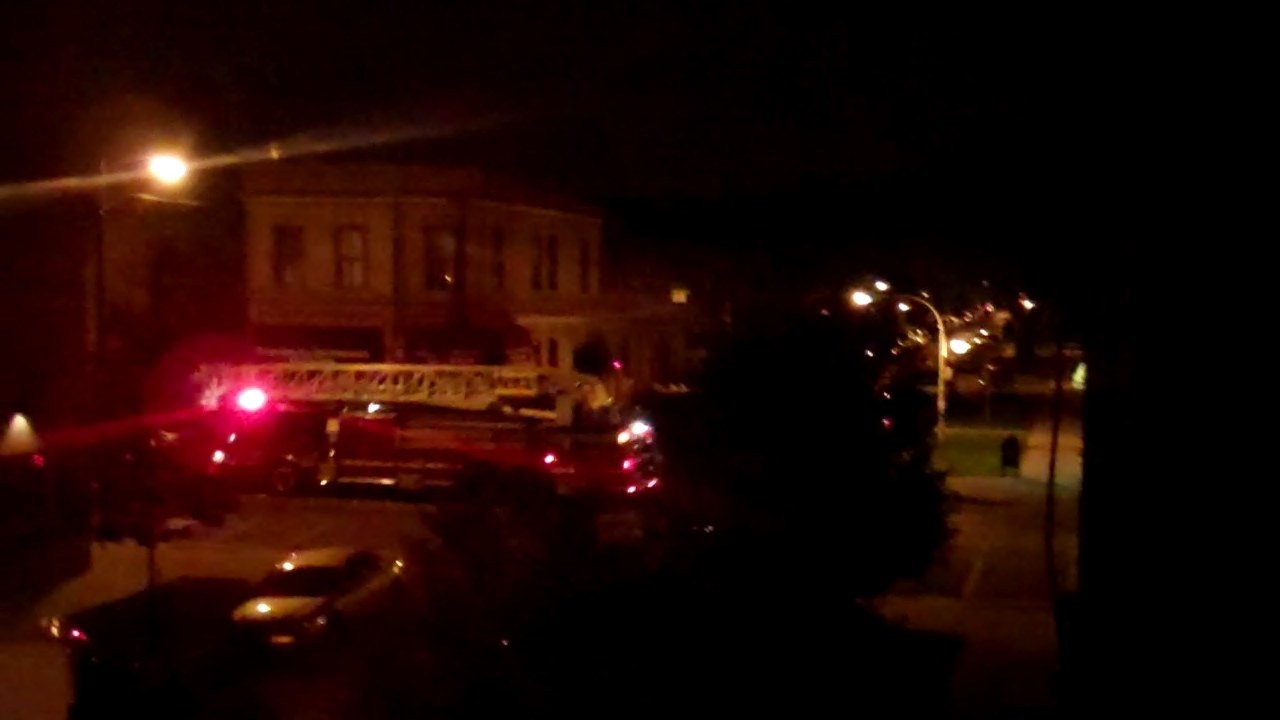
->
[851, 284, 967, 433]
[88, 153, 190, 358]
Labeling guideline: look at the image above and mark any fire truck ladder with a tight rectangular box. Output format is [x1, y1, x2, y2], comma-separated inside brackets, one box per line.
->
[194, 362, 593, 418]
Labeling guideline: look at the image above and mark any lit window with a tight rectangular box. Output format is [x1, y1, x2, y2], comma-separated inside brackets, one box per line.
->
[671, 286, 689, 304]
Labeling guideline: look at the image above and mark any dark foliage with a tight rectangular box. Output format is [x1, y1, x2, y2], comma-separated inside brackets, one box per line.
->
[650, 309, 949, 596]
[571, 334, 612, 377]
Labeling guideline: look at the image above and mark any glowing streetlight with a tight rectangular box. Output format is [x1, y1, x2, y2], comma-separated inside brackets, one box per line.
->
[850, 286, 953, 432]
[1019, 295, 1036, 311]
[147, 154, 188, 185]
[948, 338, 972, 356]
[1, 413, 40, 456]
[90, 152, 193, 360]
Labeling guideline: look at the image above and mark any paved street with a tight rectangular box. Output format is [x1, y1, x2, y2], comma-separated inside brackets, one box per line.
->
[2, 494, 441, 720]
[4, 410, 1082, 719]
[36, 495, 438, 618]
[878, 412, 1081, 717]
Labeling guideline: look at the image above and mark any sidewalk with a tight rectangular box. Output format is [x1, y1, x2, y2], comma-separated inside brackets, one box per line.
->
[878, 416, 1080, 717]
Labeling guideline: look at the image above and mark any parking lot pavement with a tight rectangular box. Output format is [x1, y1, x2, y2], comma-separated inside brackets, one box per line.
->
[211, 494, 439, 552]
[3, 495, 442, 719]
[32, 495, 440, 624]
[0, 640, 69, 720]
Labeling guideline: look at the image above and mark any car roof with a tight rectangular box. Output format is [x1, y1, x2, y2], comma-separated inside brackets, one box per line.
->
[279, 546, 367, 568]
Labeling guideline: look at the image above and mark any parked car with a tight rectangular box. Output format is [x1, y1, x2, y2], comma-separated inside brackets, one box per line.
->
[231, 546, 405, 649]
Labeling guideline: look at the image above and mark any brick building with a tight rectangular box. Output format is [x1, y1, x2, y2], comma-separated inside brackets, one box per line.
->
[242, 163, 689, 385]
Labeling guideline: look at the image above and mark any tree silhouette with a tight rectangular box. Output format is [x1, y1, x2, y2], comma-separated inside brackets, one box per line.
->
[653, 308, 948, 596]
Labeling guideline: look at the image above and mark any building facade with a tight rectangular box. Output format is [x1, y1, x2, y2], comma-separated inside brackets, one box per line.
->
[243, 163, 688, 384]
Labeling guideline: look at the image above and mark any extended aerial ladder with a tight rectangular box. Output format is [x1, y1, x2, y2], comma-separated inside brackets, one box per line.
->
[193, 362, 610, 423]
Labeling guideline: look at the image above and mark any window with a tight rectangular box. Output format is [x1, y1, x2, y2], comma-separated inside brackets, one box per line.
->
[546, 234, 559, 291]
[532, 234, 543, 290]
[546, 337, 559, 368]
[424, 227, 456, 291]
[492, 227, 505, 290]
[271, 225, 305, 287]
[335, 226, 368, 289]
[579, 238, 591, 293]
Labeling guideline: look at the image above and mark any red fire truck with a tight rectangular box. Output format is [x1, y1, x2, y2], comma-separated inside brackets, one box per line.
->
[196, 363, 659, 499]
[318, 404, 660, 498]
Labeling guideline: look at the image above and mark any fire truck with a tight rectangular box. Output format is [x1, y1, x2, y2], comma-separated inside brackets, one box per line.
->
[194, 362, 661, 499]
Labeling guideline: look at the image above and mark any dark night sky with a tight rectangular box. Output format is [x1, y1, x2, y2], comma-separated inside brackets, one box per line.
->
[1, 2, 1067, 288]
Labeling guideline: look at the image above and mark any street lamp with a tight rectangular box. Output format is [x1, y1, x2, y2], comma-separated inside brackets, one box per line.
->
[88, 152, 191, 361]
[851, 286, 954, 433]
[146, 154, 189, 185]
[948, 337, 972, 356]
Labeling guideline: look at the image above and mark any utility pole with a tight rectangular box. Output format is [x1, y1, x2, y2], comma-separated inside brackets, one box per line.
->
[983, 363, 993, 425]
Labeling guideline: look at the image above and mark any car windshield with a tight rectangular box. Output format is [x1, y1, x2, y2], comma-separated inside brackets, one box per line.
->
[254, 567, 350, 598]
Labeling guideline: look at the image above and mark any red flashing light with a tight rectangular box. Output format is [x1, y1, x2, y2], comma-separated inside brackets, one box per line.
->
[68, 628, 87, 641]
[626, 485, 637, 494]
[622, 458, 636, 471]
[236, 387, 268, 412]
[31, 454, 45, 468]
[543, 453, 558, 465]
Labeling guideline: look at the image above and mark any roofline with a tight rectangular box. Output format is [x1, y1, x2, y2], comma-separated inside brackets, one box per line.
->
[243, 194, 601, 221]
